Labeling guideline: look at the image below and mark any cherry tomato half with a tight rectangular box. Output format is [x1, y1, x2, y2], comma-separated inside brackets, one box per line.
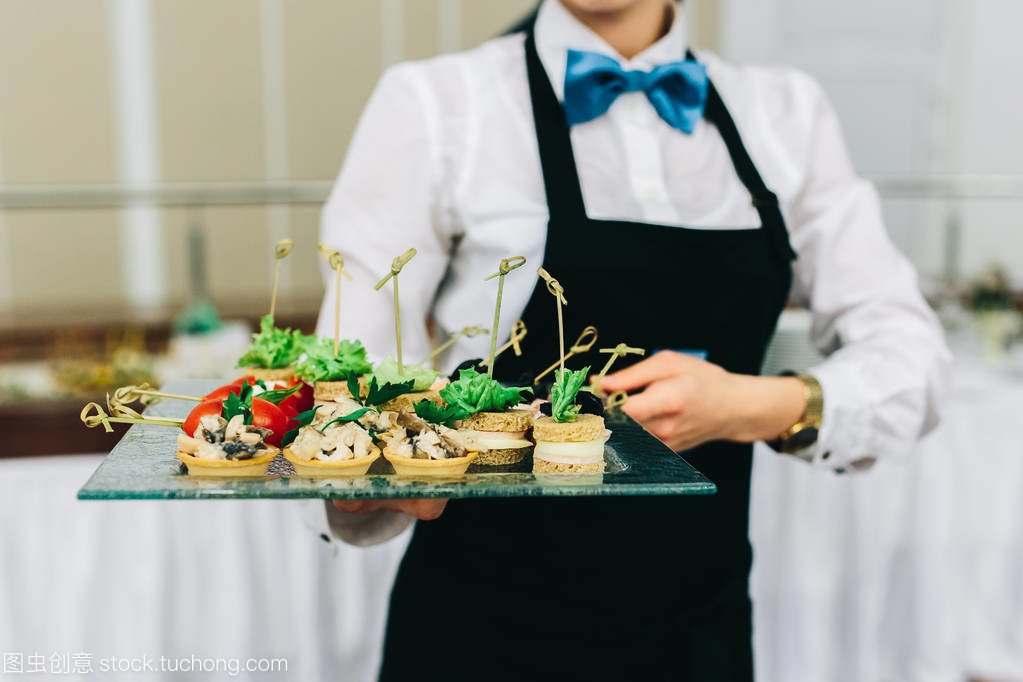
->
[250, 398, 288, 447]
[181, 397, 289, 448]
[182, 399, 226, 439]
[231, 375, 313, 414]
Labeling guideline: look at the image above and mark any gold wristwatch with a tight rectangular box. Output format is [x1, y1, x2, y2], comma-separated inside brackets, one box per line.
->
[767, 371, 823, 454]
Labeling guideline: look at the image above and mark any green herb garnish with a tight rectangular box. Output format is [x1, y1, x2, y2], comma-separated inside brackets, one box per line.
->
[439, 366, 528, 417]
[319, 408, 372, 432]
[294, 337, 373, 382]
[256, 382, 301, 405]
[365, 376, 416, 406]
[237, 315, 305, 369]
[221, 390, 252, 424]
[343, 371, 416, 410]
[413, 399, 468, 428]
[371, 356, 438, 392]
[550, 366, 589, 423]
[220, 381, 300, 429]
[282, 405, 321, 446]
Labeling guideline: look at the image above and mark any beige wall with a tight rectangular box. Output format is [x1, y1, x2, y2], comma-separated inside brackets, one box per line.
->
[0, 0, 719, 327]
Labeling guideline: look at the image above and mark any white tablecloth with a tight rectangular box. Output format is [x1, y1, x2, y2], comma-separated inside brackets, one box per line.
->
[1, 361, 1021, 681]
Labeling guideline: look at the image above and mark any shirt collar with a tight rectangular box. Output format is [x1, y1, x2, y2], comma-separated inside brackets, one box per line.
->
[534, 0, 689, 101]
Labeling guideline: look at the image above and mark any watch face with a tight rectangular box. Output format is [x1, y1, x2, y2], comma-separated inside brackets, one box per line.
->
[789, 427, 819, 450]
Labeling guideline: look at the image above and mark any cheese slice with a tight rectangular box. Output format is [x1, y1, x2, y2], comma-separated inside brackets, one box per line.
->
[533, 430, 611, 465]
[460, 430, 531, 451]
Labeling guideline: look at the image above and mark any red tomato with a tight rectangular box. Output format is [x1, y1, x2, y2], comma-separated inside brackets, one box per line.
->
[182, 397, 289, 447]
[291, 382, 314, 413]
[203, 384, 242, 403]
[230, 375, 313, 414]
[182, 399, 226, 438]
[250, 398, 288, 447]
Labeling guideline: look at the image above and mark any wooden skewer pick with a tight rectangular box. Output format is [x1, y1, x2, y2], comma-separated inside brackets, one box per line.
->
[483, 256, 526, 376]
[606, 391, 628, 409]
[374, 248, 417, 375]
[110, 384, 203, 413]
[533, 325, 598, 384]
[597, 343, 645, 386]
[81, 402, 184, 433]
[419, 325, 489, 366]
[317, 243, 353, 356]
[269, 238, 294, 318]
[479, 320, 527, 367]
[536, 268, 568, 378]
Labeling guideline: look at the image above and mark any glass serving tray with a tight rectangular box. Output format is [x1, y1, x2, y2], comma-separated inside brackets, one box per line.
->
[78, 380, 716, 501]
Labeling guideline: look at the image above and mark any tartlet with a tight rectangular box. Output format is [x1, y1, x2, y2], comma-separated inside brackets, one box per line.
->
[381, 450, 477, 476]
[177, 414, 279, 477]
[378, 412, 477, 476]
[283, 444, 380, 477]
[285, 410, 385, 476]
[177, 450, 278, 477]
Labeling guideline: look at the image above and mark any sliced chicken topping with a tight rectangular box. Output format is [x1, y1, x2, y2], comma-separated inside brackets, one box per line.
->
[288, 422, 379, 462]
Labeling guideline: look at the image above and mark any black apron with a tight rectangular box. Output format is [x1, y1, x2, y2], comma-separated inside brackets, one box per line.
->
[379, 31, 794, 682]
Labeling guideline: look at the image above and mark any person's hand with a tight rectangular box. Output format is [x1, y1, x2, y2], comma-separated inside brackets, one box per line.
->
[332, 498, 449, 521]
[599, 350, 805, 452]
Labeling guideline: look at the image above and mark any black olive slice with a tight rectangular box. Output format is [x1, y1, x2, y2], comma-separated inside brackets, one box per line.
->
[576, 390, 605, 417]
[448, 358, 485, 383]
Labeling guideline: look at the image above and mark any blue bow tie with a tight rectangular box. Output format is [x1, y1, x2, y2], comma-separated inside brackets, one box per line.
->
[562, 49, 708, 134]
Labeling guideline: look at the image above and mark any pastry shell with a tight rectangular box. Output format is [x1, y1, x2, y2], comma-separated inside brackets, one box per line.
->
[382, 450, 477, 476]
[177, 449, 278, 477]
[283, 446, 380, 477]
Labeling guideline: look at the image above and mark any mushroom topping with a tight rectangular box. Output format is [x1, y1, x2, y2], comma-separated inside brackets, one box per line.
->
[197, 414, 227, 442]
[437, 425, 469, 458]
[224, 414, 245, 441]
[196, 440, 223, 460]
[183, 414, 272, 461]
[397, 411, 429, 435]
[238, 432, 261, 446]
[177, 433, 201, 455]
[320, 425, 355, 461]
[412, 428, 446, 460]
[288, 422, 380, 462]
[290, 427, 325, 460]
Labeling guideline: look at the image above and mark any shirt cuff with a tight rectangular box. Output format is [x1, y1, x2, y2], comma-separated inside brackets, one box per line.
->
[776, 362, 872, 473]
[322, 501, 415, 547]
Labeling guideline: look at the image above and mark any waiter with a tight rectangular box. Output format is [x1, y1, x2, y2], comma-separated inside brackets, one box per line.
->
[317, 0, 949, 679]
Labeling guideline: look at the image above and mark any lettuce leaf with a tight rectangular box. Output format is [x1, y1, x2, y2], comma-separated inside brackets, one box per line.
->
[370, 356, 438, 392]
[294, 337, 373, 382]
[236, 315, 304, 369]
[550, 366, 590, 423]
[439, 367, 528, 417]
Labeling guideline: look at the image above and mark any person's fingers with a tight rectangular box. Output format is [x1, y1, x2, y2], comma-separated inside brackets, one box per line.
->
[335, 498, 448, 520]
[333, 500, 369, 514]
[409, 498, 448, 521]
[620, 380, 680, 423]
[599, 351, 682, 393]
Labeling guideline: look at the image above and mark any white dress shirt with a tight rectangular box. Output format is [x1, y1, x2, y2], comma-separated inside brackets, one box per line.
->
[317, 0, 949, 480]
